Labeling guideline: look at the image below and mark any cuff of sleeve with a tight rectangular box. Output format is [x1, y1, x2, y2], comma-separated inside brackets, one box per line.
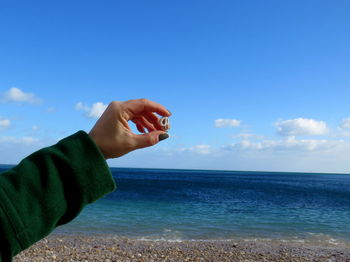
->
[60, 130, 117, 202]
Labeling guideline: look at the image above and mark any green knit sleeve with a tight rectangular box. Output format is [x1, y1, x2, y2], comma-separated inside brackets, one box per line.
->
[0, 131, 116, 260]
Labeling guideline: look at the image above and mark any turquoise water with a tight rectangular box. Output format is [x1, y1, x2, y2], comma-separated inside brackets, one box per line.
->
[59, 168, 350, 243]
[2, 166, 350, 243]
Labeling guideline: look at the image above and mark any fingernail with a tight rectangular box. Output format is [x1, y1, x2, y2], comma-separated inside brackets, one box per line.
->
[167, 109, 172, 115]
[159, 133, 169, 141]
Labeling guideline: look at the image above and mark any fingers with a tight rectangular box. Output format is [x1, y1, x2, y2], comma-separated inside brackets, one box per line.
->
[132, 116, 157, 133]
[143, 112, 162, 127]
[131, 131, 169, 149]
[135, 122, 145, 133]
[123, 98, 171, 119]
[130, 106, 167, 133]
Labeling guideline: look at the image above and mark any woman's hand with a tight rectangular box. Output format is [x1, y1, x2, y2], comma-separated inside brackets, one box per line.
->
[88, 99, 171, 159]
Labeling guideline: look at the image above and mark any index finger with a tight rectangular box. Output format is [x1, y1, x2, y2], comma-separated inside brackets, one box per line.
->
[123, 98, 171, 118]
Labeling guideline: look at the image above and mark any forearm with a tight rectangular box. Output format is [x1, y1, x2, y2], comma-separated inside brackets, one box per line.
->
[0, 131, 116, 260]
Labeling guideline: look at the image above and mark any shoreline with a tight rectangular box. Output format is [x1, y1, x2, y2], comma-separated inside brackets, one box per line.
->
[14, 234, 350, 262]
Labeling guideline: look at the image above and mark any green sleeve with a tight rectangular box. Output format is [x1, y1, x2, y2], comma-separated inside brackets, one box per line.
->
[0, 131, 116, 261]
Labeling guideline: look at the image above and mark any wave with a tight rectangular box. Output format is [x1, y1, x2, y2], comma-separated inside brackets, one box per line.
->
[133, 230, 350, 248]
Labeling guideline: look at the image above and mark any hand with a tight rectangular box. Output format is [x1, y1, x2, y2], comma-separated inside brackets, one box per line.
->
[88, 99, 171, 159]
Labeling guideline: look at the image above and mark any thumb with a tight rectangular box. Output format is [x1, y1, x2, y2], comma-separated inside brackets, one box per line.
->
[132, 131, 169, 149]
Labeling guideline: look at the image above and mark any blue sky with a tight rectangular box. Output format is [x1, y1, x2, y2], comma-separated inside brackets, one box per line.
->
[1, 0, 350, 173]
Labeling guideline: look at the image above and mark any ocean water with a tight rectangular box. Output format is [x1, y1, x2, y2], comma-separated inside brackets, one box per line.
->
[1, 166, 350, 244]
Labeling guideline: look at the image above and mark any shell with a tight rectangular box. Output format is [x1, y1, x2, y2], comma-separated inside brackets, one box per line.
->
[159, 117, 170, 131]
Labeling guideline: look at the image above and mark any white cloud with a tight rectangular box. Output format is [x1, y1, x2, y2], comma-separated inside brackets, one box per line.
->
[275, 118, 328, 136]
[176, 144, 212, 155]
[341, 118, 350, 129]
[233, 133, 264, 140]
[75, 102, 89, 111]
[0, 136, 45, 164]
[215, 118, 241, 128]
[333, 118, 350, 138]
[109, 137, 350, 173]
[189, 145, 211, 154]
[89, 103, 107, 118]
[107, 116, 350, 173]
[75, 102, 108, 119]
[223, 137, 340, 152]
[0, 136, 39, 145]
[2, 87, 41, 104]
[0, 118, 10, 130]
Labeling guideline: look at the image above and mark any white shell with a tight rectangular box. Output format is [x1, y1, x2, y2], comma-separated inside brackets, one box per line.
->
[159, 117, 170, 131]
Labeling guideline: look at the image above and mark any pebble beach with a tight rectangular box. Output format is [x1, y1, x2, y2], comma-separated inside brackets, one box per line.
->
[14, 235, 350, 262]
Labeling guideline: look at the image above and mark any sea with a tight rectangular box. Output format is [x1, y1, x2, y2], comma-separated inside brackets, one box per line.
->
[1, 166, 350, 245]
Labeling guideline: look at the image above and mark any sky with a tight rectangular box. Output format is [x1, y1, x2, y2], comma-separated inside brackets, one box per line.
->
[1, 0, 350, 173]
